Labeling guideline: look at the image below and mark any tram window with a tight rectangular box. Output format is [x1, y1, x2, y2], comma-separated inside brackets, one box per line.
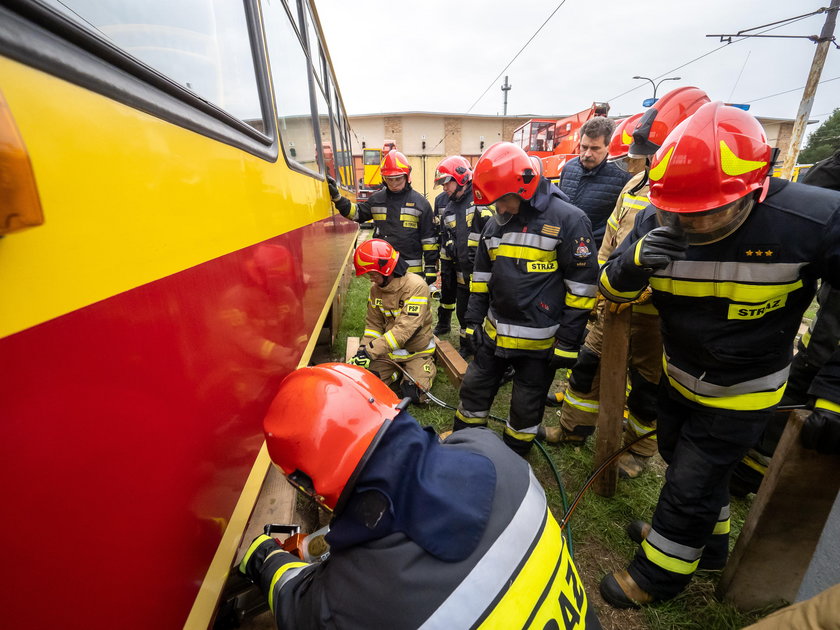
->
[41, 0, 265, 131]
[261, 0, 320, 173]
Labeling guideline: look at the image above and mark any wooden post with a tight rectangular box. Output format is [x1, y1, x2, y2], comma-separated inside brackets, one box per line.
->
[718, 410, 840, 610]
[345, 336, 360, 362]
[434, 337, 468, 388]
[593, 306, 632, 497]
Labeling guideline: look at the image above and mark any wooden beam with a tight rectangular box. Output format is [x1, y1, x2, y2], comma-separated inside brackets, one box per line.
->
[345, 336, 360, 362]
[434, 337, 468, 388]
[718, 410, 840, 610]
[593, 307, 631, 497]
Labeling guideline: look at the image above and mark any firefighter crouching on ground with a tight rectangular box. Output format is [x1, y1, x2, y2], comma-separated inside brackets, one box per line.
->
[347, 238, 436, 403]
[432, 155, 493, 358]
[548, 87, 711, 482]
[239, 363, 602, 629]
[451, 142, 599, 456]
[328, 149, 439, 283]
[597, 101, 840, 608]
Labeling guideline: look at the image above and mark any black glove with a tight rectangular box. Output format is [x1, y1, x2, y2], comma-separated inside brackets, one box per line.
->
[239, 534, 282, 582]
[326, 175, 341, 201]
[347, 346, 371, 369]
[632, 226, 688, 271]
[801, 403, 840, 455]
[549, 344, 578, 371]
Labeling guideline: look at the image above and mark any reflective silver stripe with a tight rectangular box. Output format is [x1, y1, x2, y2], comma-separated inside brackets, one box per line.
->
[506, 420, 538, 436]
[404, 258, 422, 268]
[646, 528, 703, 562]
[418, 472, 547, 630]
[406, 296, 429, 305]
[500, 231, 557, 250]
[719, 504, 730, 521]
[446, 219, 456, 228]
[401, 207, 422, 217]
[494, 320, 560, 340]
[472, 271, 492, 283]
[665, 359, 790, 397]
[456, 406, 489, 418]
[269, 564, 310, 610]
[565, 279, 598, 297]
[468, 231, 481, 242]
[371, 206, 387, 212]
[653, 261, 806, 283]
[422, 237, 437, 245]
[456, 271, 466, 283]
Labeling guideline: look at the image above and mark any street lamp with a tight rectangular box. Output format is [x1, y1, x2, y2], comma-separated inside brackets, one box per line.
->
[633, 75, 681, 102]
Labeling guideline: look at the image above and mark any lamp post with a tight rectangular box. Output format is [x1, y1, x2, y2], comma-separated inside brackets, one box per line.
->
[633, 75, 681, 101]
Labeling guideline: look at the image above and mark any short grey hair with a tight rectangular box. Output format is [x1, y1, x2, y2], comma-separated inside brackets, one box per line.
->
[580, 117, 616, 144]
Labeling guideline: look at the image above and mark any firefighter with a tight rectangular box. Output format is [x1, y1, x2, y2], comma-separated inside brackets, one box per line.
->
[347, 238, 436, 403]
[329, 150, 439, 283]
[546, 87, 711, 481]
[597, 101, 840, 608]
[240, 363, 602, 629]
[451, 142, 599, 456]
[431, 155, 493, 358]
[432, 187, 454, 332]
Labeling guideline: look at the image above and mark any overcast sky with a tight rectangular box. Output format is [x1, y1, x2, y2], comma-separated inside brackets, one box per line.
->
[318, 0, 839, 141]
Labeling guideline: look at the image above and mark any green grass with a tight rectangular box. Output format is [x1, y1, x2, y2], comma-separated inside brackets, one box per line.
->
[333, 273, 780, 630]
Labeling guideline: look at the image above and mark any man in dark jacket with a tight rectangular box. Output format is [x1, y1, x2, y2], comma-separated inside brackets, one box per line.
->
[451, 142, 599, 456]
[239, 363, 601, 629]
[560, 116, 633, 248]
[329, 150, 439, 283]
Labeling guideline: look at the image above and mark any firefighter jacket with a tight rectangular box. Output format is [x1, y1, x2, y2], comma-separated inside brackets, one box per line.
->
[440, 183, 494, 285]
[801, 148, 840, 191]
[600, 178, 840, 412]
[244, 416, 600, 629]
[336, 184, 439, 279]
[466, 178, 599, 360]
[559, 156, 633, 247]
[434, 190, 451, 260]
[362, 271, 435, 361]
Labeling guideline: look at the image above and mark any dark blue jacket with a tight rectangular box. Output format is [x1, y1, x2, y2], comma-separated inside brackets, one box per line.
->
[560, 157, 633, 248]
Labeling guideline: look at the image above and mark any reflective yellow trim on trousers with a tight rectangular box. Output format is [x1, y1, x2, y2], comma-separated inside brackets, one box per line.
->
[268, 561, 308, 612]
[641, 540, 699, 575]
[566, 294, 596, 310]
[423, 243, 438, 251]
[456, 409, 488, 425]
[470, 280, 489, 293]
[713, 518, 731, 535]
[553, 347, 578, 360]
[564, 390, 600, 414]
[600, 268, 643, 300]
[503, 426, 538, 442]
[666, 371, 786, 411]
[649, 277, 803, 303]
[489, 244, 557, 262]
[815, 398, 840, 414]
[741, 454, 767, 474]
[478, 511, 588, 629]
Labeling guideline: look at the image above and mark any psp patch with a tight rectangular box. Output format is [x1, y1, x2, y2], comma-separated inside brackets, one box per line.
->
[405, 304, 422, 316]
[574, 237, 592, 259]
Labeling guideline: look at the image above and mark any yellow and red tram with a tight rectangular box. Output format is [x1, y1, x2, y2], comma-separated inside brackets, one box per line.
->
[0, 0, 356, 627]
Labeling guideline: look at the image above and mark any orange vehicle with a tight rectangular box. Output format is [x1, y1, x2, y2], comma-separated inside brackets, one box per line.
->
[512, 102, 610, 180]
[358, 139, 397, 201]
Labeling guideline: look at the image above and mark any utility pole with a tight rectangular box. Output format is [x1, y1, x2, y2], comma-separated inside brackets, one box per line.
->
[780, 0, 839, 179]
[501, 76, 512, 116]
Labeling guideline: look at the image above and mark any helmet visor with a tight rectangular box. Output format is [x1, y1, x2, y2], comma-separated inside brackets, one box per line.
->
[434, 172, 453, 187]
[655, 195, 755, 245]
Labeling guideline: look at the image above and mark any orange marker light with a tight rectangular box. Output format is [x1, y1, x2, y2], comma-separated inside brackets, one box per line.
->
[0, 89, 43, 234]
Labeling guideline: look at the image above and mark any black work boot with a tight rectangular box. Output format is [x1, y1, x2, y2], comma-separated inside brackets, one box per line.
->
[600, 571, 656, 609]
[433, 307, 453, 336]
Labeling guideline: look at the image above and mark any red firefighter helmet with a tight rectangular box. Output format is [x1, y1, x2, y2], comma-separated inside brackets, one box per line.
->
[353, 238, 399, 277]
[629, 86, 711, 157]
[434, 155, 473, 187]
[263, 363, 401, 511]
[380, 149, 412, 181]
[608, 112, 644, 160]
[649, 102, 773, 244]
[472, 142, 541, 204]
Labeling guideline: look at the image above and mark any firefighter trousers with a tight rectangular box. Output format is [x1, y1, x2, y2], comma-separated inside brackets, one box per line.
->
[559, 310, 661, 456]
[454, 332, 555, 456]
[370, 353, 436, 397]
[628, 381, 772, 599]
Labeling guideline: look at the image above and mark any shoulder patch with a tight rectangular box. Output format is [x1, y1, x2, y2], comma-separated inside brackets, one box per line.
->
[574, 237, 592, 259]
[405, 202, 415, 207]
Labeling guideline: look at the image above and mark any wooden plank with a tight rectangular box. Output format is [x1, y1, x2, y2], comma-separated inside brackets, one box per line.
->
[435, 337, 468, 388]
[593, 307, 632, 497]
[345, 336, 360, 362]
[718, 410, 840, 610]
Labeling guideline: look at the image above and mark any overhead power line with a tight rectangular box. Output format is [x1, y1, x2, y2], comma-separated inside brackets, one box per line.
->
[745, 75, 840, 103]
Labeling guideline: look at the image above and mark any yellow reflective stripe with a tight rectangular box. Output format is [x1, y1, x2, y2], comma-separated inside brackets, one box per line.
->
[456, 409, 487, 425]
[388, 346, 435, 360]
[468, 239, 479, 247]
[641, 540, 699, 575]
[565, 294, 596, 310]
[815, 398, 840, 414]
[470, 281, 489, 293]
[626, 412, 655, 439]
[713, 518, 731, 535]
[563, 390, 599, 413]
[666, 371, 786, 411]
[441, 303, 456, 310]
[347, 204, 358, 220]
[503, 426, 538, 442]
[554, 347, 578, 359]
[649, 146, 674, 182]
[741, 455, 767, 475]
[372, 212, 387, 221]
[465, 327, 475, 335]
[363, 329, 382, 338]
[607, 215, 619, 231]
[238, 534, 272, 575]
[268, 561, 309, 612]
[406, 296, 428, 305]
[496, 336, 553, 350]
[406, 265, 423, 273]
[384, 330, 398, 350]
[600, 268, 642, 300]
[720, 140, 767, 176]
[801, 329, 812, 348]
[422, 244, 437, 251]
[633, 237, 645, 267]
[493, 244, 557, 262]
[598, 257, 609, 266]
[649, 277, 803, 303]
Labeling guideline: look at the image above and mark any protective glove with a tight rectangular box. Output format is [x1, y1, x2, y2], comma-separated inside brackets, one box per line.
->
[326, 175, 341, 201]
[608, 286, 654, 314]
[347, 346, 371, 369]
[239, 534, 282, 582]
[801, 401, 840, 455]
[631, 226, 688, 271]
[548, 344, 578, 371]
